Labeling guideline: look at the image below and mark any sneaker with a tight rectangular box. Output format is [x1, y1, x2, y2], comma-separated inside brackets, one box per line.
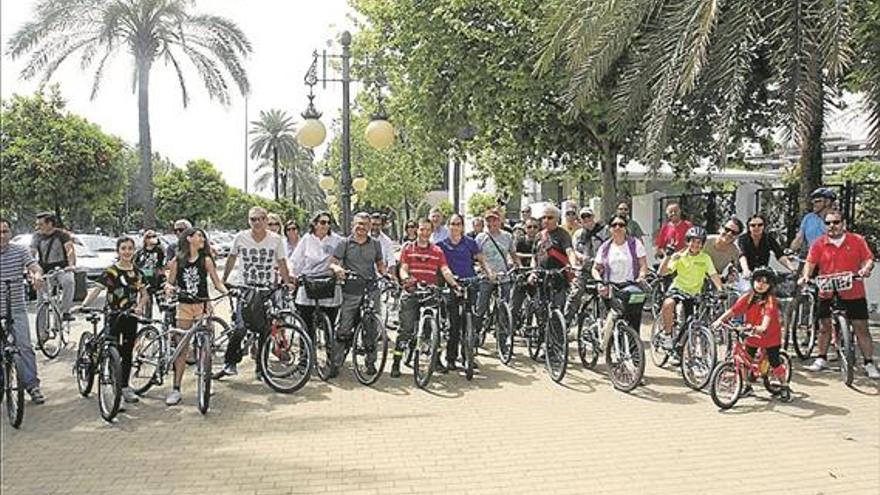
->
[28, 388, 46, 404]
[741, 384, 754, 398]
[62, 312, 75, 322]
[326, 365, 339, 379]
[213, 364, 238, 379]
[121, 387, 139, 403]
[806, 357, 827, 372]
[390, 358, 402, 378]
[165, 389, 182, 406]
[865, 362, 880, 379]
[659, 333, 674, 351]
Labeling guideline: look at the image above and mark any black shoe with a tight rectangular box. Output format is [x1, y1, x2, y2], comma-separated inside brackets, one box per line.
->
[390, 358, 402, 378]
[62, 313, 75, 322]
[327, 365, 339, 379]
[447, 360, 458, 371]
[365, 363, 378, 376]
[435, 361, 448, 374]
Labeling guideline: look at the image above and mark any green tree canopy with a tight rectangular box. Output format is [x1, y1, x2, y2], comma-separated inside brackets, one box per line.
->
[155, 159, 229, 226]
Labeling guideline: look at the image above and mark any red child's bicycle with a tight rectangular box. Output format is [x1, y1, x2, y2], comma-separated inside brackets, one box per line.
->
[709, 323, 793, 409]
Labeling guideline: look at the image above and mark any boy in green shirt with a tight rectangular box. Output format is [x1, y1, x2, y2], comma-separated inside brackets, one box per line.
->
[657, 226, 723, 349]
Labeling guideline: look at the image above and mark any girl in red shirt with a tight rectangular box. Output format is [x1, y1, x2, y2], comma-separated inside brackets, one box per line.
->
[712, 266, 787, 394]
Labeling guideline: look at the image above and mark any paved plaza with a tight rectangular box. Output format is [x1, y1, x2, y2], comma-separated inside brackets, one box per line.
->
[2, 311, 879, 495]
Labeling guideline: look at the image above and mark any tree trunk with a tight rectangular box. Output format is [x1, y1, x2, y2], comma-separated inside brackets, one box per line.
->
[600, 143, 619, 220]
[273, 146, 280, 202]
[137, 58, 156, 228]
[798, 84, 824, 214]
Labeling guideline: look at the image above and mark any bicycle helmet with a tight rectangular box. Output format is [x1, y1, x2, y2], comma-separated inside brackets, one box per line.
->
[750, 266, 778, 288]
[685, 225, 707, 243]
[810, 187, 836, 201]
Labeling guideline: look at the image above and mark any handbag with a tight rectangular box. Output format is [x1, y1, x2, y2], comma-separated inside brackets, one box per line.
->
[303, 275, 336, 300]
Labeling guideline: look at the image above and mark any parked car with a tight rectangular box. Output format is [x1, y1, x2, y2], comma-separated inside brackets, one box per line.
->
[207, 231, 233, 257]
[73, 234, 117, 271]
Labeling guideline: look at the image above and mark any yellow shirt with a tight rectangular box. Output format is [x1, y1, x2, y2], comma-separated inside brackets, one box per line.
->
[669, 251, 717, 295]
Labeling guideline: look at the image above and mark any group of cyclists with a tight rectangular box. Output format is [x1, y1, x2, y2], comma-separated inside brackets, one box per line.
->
[0, 184, 876, 420]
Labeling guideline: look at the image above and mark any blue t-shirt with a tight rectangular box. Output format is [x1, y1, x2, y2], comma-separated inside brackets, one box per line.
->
[438, 236, 481, 278]
[800, 212, 827, 247]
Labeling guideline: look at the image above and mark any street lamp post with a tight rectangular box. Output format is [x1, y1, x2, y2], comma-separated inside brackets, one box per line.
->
[297, 31, 393, 234]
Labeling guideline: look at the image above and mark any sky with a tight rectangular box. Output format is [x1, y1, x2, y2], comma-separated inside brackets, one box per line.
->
[0, 0, 357, 195]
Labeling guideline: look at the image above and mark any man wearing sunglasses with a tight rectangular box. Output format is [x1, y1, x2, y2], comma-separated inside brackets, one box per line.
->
[801, 211, 878, 378]
[165, 219, 193, 263]
[533, 205, 576, 309]
[703, 217, 744, 278]
[790, 187, 836, 253]
[561, 201, 580, 236]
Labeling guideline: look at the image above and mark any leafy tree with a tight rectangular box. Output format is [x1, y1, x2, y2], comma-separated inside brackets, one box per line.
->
[849, 1, 880, 150]
[7, 0, 252, 227]
[837, 160, 880, 255]
[0, 86, 123, 227]
[466, 193, 497, 217]
[253, 156, 323, 212]
[154, 159, 228, 226]
[249, 109, 306, 202]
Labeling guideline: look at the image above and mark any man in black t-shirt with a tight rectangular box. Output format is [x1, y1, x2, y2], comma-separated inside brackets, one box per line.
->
[30, 212, 76, 321]
[533, 205, 575, 309]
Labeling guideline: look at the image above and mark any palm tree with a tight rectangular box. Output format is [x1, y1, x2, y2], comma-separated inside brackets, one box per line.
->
[249, 109, 300, 202]
[539, 0, 867, 207]
[7, 0, 252, 227]
[253, 153, 322, 210]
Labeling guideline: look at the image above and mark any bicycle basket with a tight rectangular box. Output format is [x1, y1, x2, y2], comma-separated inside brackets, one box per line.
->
[303, 276, 336, 300]
[815, 273, 853, 293]
[614, 288, 646, 306]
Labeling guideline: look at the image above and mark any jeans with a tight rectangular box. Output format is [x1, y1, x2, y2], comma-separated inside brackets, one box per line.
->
[334, 291, 380, 365]
[445, 287, 480, 363]
[38, 270, 75, 315]
[395, 293, 421, 353]
[9, 308, 40, 390]
[476, 280, 509, 319]
[108, 313, 138, 388]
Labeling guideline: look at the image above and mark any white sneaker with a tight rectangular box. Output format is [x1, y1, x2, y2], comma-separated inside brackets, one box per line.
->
[659, 333, 674, 351]
[865, 363, 880, 379]
[165, 389, 182, 406]
[806, 357, 827, 372]
[121, 387, 139, 403]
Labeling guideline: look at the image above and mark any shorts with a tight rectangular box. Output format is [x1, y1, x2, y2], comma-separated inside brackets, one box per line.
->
[177, 302, 210, 323]
[817, 297, 869, 321]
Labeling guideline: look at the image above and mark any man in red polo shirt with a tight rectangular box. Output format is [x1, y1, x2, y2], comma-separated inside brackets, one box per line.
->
[392, 218, 460, 378]
[654, 203, 693, 259]
[800, 210, 877, 379]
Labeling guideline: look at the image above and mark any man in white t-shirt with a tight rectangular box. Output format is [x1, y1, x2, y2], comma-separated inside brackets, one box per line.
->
[216, 206, 292, 379]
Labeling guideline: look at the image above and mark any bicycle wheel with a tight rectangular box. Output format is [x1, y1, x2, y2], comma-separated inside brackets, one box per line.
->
[413, 314, 440, 389]
[649, 319, 669, 368]
[577, 308, 601, 370]
[35, 302, 62, 359]
[312, 310, 334, 381]
[75, 332, 95, 397]
[97, 346, 122, 422]
[606, 321, 645, 393]
[526, 309, 543, 361]
[352, 313, 387, 386]
[835, 315, 855, 387]
[544, 309, 568, 383]
[129, 326, 161, 395]
[495, 300, 514, 365]
[195, 332, 212, 414]
[260, 323, 312, 393]
[792, 295, 816, 360]
[4, 354, 25, 428]
[463, 312, 475, 381]
[681, 323, 716, 391]
[763, 351, 792, 395]
[709, 361, 742, 410]
[650, 282, 665, 319]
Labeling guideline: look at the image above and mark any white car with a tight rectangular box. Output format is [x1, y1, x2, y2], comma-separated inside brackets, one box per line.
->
[73, 234, 118, 272]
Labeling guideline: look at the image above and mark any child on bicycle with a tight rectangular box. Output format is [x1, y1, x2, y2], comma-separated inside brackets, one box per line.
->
[712, 266, 789, 396]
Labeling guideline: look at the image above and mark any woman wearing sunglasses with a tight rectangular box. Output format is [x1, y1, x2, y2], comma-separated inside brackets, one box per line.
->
[592, 214, 649, 332]
[134, 229, 166, 319]
[737, 214, 796, 292]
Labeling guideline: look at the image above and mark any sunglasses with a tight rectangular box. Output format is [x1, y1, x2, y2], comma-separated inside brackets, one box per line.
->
[565, 212, 576, 216]
[449, 222, 463, 226]
[286, 226, 298, 232]
[249, 217, 266, 222]
[581, 214, 593, 219]
[610, 223, 626, 228]
[723, 227, 739, 235]
[526, 225, 538, 229]
[543, 215, 555, 220]
[825, 220, 842, 226]
[174, 228, 186, 233]
[145, 234, 157, 238]
[749, 223, 764, 228]
[268, 222, 281, 227]
[315, 219, 330, 225]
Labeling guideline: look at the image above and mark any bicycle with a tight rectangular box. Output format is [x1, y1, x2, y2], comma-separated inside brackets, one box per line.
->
[406, 283, 448, 389]
[129, 291, 229, 414]
[520, 268, 569, 383]
[577, 280, 646, 392]
[709, 322, 793, 409]
[73, 307, 125, 422]
[487, 271, 515, 365]
[296, 274, 339, 382]
[813, 272, 864, 387]
[0, 280, 25, 428]
[450, 276, 483, 381]
[782, 252, 818, 360]
[334, 271, 391, 386]
[649, 290, 717, 390]
[34, 268, 74, 359]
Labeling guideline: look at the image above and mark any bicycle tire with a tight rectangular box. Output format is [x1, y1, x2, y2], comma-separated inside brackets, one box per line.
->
[792, 295, 816, 360]
[35, 302, 62, 359]
[413, 314, 439, 389]
[681, 323, 716, 391]
[763, 350, 792, 395]
[649, 319, 669, 368]
[195, 332, 212, 414]
[709, 361, 742, 410]
[606, 320, 645, 392]
[352, 313, 388, 386]
[75, 331, 95, 397]
[577, 305, 601, 370]
[835, 315, 855, 387]
[526, 308, 543, 361]
[495, 300, 514, 365]
[130, 326, 161, 395]
[463, 312, 475, 381]
[545, 309, 568, 383]
[259, 323, 312, 394]
[312, 309, 334, 381]
[98, 346, 122, 422]
[4, 355, 24, 428]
